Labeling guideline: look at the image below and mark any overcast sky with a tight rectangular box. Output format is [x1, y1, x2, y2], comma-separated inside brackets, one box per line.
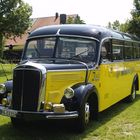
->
[23, 0, 134, 26]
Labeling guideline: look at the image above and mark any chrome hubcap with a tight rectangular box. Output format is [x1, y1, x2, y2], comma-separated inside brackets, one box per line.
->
[132, 86, 136, 99]
[85, 103, 90, 124]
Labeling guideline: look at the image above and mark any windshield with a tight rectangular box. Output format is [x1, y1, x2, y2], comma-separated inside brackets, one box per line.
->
[23, 37, 98, 63]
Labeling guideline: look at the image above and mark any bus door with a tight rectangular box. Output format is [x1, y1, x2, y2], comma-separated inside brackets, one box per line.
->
[111, 39, 127, 101]
[99, 39, 125, 111]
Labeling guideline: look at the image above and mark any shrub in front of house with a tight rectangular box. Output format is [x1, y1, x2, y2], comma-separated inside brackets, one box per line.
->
[3, 49, 23, 63]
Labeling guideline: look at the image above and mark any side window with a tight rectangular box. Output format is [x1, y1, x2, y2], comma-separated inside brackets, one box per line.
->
[112, 39, 123, 61]
[101, 41, 111, 62]
[124, 41, 133, 59]
[134, 43, 139, 59]
[139, 43, 140, 58]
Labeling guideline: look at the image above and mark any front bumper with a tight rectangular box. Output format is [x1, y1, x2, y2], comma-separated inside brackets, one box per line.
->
[0, 105, 78, 120]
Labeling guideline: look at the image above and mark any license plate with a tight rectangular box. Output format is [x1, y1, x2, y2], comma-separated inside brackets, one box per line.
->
[1, 109, 17, 117]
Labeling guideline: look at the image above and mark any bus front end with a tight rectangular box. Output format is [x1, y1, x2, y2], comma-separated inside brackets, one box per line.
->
[0, 25, 99, 132]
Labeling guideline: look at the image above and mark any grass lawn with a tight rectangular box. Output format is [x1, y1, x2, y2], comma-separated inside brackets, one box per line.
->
[0, 63, 15, 82]
[0, 64, 140, 140]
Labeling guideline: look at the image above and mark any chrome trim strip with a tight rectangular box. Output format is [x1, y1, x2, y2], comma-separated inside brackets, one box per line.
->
[28, 34, 100, 42]
[37, 72, 46, 111]
[46, 114, 78, 119]
[47, 69, 86, 72]
[15, 68, 40, 71]
[47, 68, 96, 72]
[97, 37, 112, 65]
[0, 106, 79, 120]
[20, 70, 24, 111]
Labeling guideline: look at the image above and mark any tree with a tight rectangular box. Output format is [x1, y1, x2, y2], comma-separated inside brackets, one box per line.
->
[107, 0, 140, 36]
[119, 20, 129, 33]
[107, 22, 112, 29]
[67, 17, 75, 24]
[107, 20, 129, 33]
[127, 0, 140, 37]
[0, 0, 32, 57]
[111, 20, 120, 31]
[67, 15, 85, 24]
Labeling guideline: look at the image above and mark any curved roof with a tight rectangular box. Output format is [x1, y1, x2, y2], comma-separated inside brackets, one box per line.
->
[28, 24, 140, 42]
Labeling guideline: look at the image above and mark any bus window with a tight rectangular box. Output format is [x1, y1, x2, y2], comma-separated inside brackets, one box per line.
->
[124, 41, 133, 59]
[134, 43, 139, 59]
[139, 43, 140, 58]
[112, 39, 123, 61]
[101, 41, 111, 62]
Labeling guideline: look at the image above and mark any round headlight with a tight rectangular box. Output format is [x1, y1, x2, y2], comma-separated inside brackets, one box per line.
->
[0, 84, 6, 94]
[64, 87, 74, 99]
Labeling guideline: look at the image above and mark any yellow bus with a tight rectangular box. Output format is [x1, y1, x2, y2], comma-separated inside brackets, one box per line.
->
[0, 24, 140, 132]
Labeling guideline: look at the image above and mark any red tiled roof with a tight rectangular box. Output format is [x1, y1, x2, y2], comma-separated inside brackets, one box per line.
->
[30, 16, 60, 32]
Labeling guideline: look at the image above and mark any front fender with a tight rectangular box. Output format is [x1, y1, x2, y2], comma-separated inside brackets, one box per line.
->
[0, 80, 13, 96]
[0, 80, 13, 103]
[4, 80, 13, 93]
[61, 83, 97, 111]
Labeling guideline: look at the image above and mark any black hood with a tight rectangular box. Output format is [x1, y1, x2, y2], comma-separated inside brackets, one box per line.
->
[19, 59, 94, 71]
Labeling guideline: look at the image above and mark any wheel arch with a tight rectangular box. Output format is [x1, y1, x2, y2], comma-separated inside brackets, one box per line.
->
[86, 90, 99, 120]
[72, 83, 99, 109]
[61, 82, 99, 118]
[133, 73, 139, 91]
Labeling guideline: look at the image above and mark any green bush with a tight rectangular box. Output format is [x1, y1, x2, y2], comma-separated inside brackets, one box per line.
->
[3, 49, 23, 63]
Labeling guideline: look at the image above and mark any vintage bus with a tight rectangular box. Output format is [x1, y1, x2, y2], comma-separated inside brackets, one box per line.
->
[0, 24, 140, 132]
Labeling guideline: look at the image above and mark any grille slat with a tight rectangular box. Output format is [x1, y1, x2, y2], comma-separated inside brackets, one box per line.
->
[12, 68, 41, 111]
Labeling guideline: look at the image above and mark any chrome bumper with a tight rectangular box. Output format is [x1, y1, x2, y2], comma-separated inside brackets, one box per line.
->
[0, 105, 78, 120]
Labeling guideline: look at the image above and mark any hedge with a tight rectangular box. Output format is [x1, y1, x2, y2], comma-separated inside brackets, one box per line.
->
[3, 49, 23, 63]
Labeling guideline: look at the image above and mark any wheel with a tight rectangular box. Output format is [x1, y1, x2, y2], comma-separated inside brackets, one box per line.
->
[0, 96, 2, 104]
[125, 83, 136, 102]
[11, 117, 25, 128]
[76, 99, 91, 132]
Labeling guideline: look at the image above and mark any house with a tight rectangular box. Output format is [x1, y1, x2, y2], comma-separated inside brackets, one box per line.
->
[5, 14, 77, 48]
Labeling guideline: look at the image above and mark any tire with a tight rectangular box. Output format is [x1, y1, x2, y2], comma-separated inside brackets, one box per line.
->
[76, 98, 91, 132]
[11, 117, 25, 128]
[125, 83, 136, 102]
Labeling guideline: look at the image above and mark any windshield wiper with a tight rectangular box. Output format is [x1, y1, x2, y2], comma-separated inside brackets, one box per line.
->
[70, 48, 89, 60]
